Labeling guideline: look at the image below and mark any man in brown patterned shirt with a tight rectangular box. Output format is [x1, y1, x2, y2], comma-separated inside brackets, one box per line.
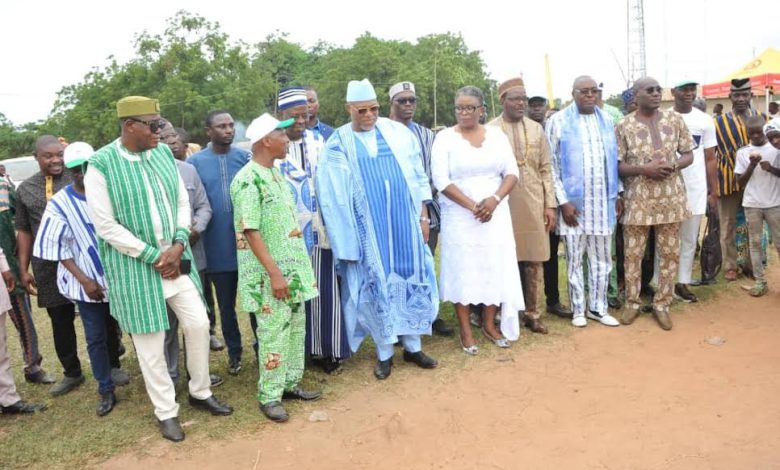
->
[616, 77, 695, 330]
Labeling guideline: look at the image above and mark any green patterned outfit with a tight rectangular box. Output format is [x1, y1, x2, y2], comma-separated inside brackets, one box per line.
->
[230, 160, 318, 404]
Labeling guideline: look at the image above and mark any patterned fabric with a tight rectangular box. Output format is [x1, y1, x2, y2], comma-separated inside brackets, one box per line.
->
[34, 185, 107, 303]
[713, 110, 766, 196]
[547, 104, 619, 235]
[253, 302, 306, 404]
[407, 121, 441, 229]
[617, 110, 696, 226]
[311, 119, 335, 141]
[745, 207, 780, 282]
[489, 114, 556, 260]
[275, 131, 348, 360]
[230, 161, 318, 314]
[624, 223, 680, 312]
[602, 103, 624, 124]
[562, 234, 612, 316]
[15, 171, 73, 308]
[89, 140, 201, 334]
[317, 118, 438, 351]
[519, 262, 543, 318]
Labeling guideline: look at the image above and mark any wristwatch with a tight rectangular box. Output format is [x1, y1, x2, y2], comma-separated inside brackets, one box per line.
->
[492, 194, 502, 203]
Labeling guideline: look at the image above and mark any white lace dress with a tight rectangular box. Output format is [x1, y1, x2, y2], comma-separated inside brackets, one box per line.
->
[431, 126, 525, 340]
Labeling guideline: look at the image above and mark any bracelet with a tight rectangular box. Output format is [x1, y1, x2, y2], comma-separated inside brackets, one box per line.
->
[492, 194, 502, 203]
[472, 202, 478, 213]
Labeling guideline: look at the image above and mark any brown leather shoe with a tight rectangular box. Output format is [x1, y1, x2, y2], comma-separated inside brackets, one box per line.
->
[620, 307, 640, 325]
[523, 316, 548, 334]
[652, 309, 673, 330]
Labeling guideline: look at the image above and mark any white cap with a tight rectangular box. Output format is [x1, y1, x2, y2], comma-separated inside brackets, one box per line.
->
[63, 142, 95, 169]
[389, 81, 415, 99]
[245, 114, 294, 146]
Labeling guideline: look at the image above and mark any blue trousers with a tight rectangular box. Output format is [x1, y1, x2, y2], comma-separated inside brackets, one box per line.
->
[376, 335, 421, 361]
[208, 271, 243, 361]
[77, 302, 118, 395]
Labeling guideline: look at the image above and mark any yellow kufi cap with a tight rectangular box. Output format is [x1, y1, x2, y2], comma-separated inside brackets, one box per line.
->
[116, 96, 160, 118]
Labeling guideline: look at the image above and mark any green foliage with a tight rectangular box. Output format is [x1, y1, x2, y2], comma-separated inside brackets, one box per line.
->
[3, 11, 495, 148]
[0, 113, 39, 158]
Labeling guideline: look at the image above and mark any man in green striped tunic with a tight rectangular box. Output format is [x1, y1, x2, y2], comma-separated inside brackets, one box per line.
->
[84, 96, 233, 442]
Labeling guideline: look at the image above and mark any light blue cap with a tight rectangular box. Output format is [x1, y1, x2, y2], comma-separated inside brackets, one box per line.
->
[346, 79, 377, 102]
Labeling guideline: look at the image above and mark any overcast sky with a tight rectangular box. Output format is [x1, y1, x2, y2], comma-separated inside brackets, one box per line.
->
[1, 0, 777, 125]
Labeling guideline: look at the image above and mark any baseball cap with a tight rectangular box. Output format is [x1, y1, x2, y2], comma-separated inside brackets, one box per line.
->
[245, 114, 295, 146]
[63, 142, 95, 169]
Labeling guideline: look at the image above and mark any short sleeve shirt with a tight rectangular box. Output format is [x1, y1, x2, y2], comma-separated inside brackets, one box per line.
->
[617, 109, 696, 225]
[230, 161, 318, 313]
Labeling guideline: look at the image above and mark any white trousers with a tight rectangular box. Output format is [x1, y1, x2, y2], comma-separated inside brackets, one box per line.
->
[132, 277, 211, 421]
[0, 312, 22, 407]
[677, 215, 702, 284]
[562, 234, 612, 316]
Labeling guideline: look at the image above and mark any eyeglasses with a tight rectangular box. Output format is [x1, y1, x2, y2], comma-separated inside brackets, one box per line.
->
[574, 88, 601, 96]
[353, 105, 380, 115]
[644, 86, 663, 94]
[128, 118, 165, 133]
[395, 97, 417, 105]
[454, 105, 481, 114]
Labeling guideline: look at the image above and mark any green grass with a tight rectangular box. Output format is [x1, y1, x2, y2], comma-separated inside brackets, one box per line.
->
[0, 253, 737, 470]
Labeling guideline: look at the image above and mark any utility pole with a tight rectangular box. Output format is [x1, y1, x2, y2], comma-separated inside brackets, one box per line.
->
[433, 48, 438, 129]
[627, 0, 647, 84]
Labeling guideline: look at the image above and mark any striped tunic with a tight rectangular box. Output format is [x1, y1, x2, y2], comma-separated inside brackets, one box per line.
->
[407, 122, 440, 228]
[714, 110, 767, 196]
[33, 185, 107, 303]
[86, 140, 201, 334]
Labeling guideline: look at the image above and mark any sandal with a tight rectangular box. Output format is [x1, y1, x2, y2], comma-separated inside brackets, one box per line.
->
[481, 327, 510, 348]
[459, 337, 479, 356]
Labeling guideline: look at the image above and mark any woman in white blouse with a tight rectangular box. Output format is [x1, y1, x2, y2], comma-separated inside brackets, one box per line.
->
[432, 86, 525, 355]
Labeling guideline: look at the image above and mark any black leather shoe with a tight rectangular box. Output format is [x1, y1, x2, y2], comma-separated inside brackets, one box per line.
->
[402, 350, 438, 369]
[373, 358, 393, 380]
[1, 400, 47, 414]
[159, 417, 185, 442]
[259, 401, 289, 422]
[608, 297, 623, 309]
[188, 395, 233, 416]
[50, 375, 85, 397]
[24, 369, 55, 384]
[546, 303, 573, 319]
[282, 386, 321, 401]
[96, 391, 116, 417]
[210, 374, 224, 387]
[228, 358, 242, 376]
[432, 318, 454, 336]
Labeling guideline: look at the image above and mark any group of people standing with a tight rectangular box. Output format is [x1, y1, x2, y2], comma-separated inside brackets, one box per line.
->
[2, 74, 779, 443]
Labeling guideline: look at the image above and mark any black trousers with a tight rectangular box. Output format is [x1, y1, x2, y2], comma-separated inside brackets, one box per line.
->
[543, 231, 561, 306]
[46, 303, 81, 378]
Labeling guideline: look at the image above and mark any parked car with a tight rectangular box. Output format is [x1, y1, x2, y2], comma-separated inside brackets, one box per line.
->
[1, 156, 39, 185]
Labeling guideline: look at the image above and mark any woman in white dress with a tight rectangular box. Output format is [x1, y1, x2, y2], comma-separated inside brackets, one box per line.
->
[432, 86, 525, 355]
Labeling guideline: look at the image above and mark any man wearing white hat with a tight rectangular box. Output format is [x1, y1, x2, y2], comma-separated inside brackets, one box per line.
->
[230, 113, 320, 422]
[317, 79, 439, 380]
[85, 96, 233, 442]
[34, 142, 129, 417]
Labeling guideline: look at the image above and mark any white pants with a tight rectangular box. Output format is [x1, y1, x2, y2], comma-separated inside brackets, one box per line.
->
[562, 234, 612, 316]
[651, 214, 702, 285]
[0, 312, 22, 407]
[132, 277, 211, 421]
[677, 215, 702, 284]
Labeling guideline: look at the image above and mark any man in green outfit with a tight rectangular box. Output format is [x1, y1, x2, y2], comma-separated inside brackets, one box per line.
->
[230, 113, 321, 423]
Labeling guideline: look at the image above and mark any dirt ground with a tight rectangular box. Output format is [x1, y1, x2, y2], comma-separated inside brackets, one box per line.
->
[103, 269, 780, 470]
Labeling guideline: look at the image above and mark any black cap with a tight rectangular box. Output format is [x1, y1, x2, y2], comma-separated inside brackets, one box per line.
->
[528, 96, 547, 105]
[730, 78, 751, 92]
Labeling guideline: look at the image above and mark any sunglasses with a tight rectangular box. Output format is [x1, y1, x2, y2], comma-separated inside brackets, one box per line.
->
[128, 117, 165, 133]
[353, 105, 380, 115]
[395, 97, 417, 105]
[575, 88, 601, 96]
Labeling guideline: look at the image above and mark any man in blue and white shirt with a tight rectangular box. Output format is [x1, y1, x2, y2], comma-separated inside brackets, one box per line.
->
[34, 142, 129, 417]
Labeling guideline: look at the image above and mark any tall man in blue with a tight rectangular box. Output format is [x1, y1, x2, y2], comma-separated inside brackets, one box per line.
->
[188, 111, 251, 375]
[318, 79, 439, 380]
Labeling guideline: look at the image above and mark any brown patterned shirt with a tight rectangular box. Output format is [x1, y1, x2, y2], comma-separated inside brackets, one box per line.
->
[616, 110, 695, 226]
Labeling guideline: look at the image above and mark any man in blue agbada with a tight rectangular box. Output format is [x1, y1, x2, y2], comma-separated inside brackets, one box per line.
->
[317, 79, 439, 380]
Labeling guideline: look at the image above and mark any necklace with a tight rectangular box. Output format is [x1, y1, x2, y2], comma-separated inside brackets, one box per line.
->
[501, 117, 528, 166]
